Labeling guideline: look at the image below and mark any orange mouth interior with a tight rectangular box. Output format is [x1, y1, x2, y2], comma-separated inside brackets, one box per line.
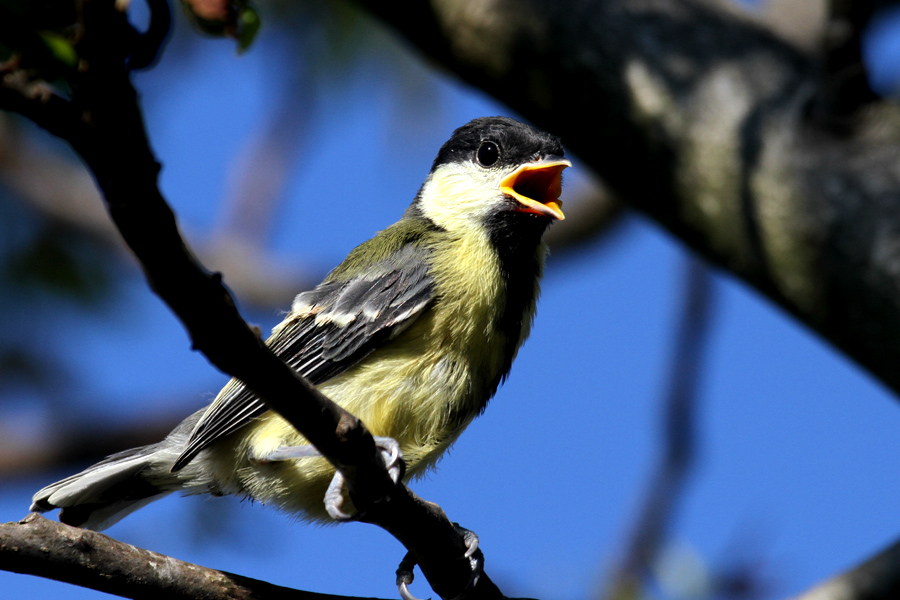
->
[500, 159, 570, 220]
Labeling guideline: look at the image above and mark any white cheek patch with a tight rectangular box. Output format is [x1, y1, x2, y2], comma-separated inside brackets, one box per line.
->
[417, 163, 510, 232]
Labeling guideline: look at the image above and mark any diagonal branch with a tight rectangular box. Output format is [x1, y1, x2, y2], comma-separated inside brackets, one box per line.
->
[791, 536, 900, 600]
[0, 2, 506, 598]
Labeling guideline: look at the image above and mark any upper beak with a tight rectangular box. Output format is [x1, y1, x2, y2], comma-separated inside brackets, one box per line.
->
[500, 154, 571, 221]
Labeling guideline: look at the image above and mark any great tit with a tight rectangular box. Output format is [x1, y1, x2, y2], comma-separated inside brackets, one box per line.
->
[31, 116, 571, 530]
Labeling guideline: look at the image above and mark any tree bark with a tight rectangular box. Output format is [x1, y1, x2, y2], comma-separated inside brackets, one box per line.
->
[791, 537, 900, 600]
[355, 0, 900, 396]
[0, 514, 378, 600]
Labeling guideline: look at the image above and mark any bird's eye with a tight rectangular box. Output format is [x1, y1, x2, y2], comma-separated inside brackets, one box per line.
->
[476, 141, 500, 167]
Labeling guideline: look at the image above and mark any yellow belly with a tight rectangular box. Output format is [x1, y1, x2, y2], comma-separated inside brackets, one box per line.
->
[209, 298, 503, 517]
[204, 232, 540, 522]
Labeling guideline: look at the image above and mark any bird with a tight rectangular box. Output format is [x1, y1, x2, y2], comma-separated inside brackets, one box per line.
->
[30, 116, 571, 531]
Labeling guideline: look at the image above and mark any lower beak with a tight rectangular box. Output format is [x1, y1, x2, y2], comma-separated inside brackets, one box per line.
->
[500, 155, 571, 221]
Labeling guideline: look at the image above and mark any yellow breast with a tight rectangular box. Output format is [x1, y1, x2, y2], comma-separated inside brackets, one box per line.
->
[208, 228, 521, 521]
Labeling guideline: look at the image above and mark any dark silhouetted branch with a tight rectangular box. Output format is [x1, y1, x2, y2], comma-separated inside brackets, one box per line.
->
[818, 0, 882, 123]
[792, 536, 900, 600]
[0, 2, 509, 598]
[0, 513, 381, 600]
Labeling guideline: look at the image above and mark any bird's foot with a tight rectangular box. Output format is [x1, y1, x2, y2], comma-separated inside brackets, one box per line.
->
[325, 436, 404, 521]
[396, 551, 428, 600]
[455, 525, 483, 596]
[394, 525, 482, 600]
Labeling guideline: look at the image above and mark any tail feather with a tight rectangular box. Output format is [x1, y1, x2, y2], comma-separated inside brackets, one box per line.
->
[31, 409, 210, 531]
[56, 493, 171, 532]
[30, 445, 168, 530]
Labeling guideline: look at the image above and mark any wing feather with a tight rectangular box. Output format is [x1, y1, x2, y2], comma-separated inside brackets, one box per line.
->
[170, 243, 434, 472]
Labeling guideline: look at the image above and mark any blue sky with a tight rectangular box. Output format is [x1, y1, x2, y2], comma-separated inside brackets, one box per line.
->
[3, 5, 900, 600]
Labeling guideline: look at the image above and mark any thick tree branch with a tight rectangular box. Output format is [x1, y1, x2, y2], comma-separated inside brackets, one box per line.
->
[791, 536, 900, 600]
[542, 177, 625, 252]
[0, 2, 506, 598]
[0, 513, 380, 600]
[354, 0, 900, 398]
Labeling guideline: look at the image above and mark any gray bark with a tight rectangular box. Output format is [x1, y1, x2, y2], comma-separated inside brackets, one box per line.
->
[0, 513, 373, 600]
[357, 0, 900, 395]
[791, 537, 900, 600]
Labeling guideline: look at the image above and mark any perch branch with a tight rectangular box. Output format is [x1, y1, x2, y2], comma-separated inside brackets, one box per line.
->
[0, 1, 506, 598]
[0, 513, 382, 600]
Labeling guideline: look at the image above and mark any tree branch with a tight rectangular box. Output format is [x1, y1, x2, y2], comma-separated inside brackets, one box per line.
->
[815, 0, 882, 124]
[0, 2, 508, 598]
[353, 0, 900, 398]
[605, 256, 714, 598]
[791, 536, 900, 600]
[0, 405, 182, 478]
[542, 176, 625, 253]
[0, 513, 381, 600]
[0, 117, 322, 309]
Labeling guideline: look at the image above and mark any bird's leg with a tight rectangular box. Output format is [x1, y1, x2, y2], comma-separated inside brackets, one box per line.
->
[247, 436, 401, 468]
[396, 551, 425, 600]
[325, 436, 404, 521]
[248, 438, 405, 520]
[247, 445, 321, 463]
[394, 525, 482, 600]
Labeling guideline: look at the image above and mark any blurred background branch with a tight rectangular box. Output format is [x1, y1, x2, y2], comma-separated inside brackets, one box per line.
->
[604, 257, 714, 599]
[792, 537, 900, 600]
[0, 113, 322, 309]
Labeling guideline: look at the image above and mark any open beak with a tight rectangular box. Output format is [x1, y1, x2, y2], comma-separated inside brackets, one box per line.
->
[500, 155, 571, 221]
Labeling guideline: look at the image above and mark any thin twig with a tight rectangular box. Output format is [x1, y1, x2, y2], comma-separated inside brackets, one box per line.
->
[0, 121, 322, 307]
[605, 256, 715, 599]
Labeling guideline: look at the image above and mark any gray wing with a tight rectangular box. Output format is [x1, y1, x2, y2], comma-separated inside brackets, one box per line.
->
[170, 243, 434, 472]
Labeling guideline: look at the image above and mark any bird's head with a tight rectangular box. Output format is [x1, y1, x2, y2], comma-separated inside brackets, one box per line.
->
[411, 117, 570, 235]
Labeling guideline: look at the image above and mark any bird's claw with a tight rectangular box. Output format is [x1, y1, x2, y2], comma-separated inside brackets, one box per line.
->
[247, 437, 403, 521]
[324, 436, 404, 521]
[454, 524, 483, 597]
[398, 580, 424, 600]
[393, 526, 483, 600]
[373, 436, 403, 483]
[397, 551, 429, 600]
[458, 526, 479, 559]
[324, 470, 355, 521]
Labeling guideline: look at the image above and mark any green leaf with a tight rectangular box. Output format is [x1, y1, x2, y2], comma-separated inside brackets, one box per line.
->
[38, 31, 78, 68]
[236, 5, 260, 53]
